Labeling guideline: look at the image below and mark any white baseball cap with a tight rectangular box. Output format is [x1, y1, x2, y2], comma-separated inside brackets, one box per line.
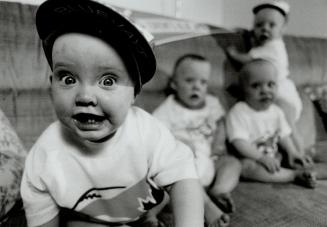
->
[253, 0, 290, 17]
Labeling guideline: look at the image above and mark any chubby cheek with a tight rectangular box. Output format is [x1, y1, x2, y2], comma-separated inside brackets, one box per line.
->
[244, 90, 257, 100]
[176, 89, 189, 103]
[50, 87, 77, 127]
[177, 85, 191, 96]
[101, 88, 135, 126]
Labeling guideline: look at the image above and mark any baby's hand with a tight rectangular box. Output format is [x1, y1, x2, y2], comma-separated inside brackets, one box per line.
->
[226, 45, 238, 57]
[257, 155, 280, 173]
[288, 154, 314, 170]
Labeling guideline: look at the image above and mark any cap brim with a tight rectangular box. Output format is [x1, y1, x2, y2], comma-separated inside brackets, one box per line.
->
[252, 4, 287, 17]
[36, 0, 156, 86]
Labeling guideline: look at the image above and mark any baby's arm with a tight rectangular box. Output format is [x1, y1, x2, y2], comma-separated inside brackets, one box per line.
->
[226, 45, 253, 65]
[232, 139, 262, 160]
[211, 118, 227, 157]
[279, 136, 314, 169]
[233, 139, 280, 173]
[35, 216, 59, 227]
[168, 179, 204, 227]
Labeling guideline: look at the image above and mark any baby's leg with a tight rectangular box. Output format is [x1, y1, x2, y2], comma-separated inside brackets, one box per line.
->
[241, 159, 317, 188]
[142, 191, 170, 227]
[203, 190, 230, 227]
[208, 155, 242, 213]
[194, 155, 231, 226]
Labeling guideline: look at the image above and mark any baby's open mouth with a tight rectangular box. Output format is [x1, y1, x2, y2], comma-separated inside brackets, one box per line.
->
[260, 97, 273, 103]
[73, 113, 105, 125]
[190, 94, 199, 99]
[259, 34, 270, 42]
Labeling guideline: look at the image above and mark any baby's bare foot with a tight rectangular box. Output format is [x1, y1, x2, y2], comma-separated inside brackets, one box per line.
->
[295, 170, 317, 188]
[205, 198, 230, 227]
[207, 213, 230, 227]
[210, 193, 235, 213]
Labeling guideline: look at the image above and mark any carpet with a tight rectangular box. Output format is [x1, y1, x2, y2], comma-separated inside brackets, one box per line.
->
[230, 181, 327, 227]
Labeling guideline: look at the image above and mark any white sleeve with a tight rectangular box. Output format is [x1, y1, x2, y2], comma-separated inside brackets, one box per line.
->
[226, 105, 250, 142]
[20, 147, 59, 227]
[249, 43, 279, 62]
[139, 112, 198, 187]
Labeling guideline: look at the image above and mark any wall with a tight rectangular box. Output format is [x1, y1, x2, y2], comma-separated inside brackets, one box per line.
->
[3, 0, 176, 15]
[103, 0, 327, 38]
[175, 0, 223, 26]
[3, 0, 224, 24]
[3, 0, 327, 38]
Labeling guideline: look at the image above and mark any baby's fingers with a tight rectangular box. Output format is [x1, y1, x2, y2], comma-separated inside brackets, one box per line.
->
[273, 159, 281, 172]
[303, 155, 314, 167]
[266, 160, 280, 173]
[293, 156, 314, 170]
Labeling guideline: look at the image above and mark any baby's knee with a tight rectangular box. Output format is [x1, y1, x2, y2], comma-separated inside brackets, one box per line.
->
[196, 157, 216, 187]
[241, 158, 264, 177]
[226, 155, 242, 170]
[216, 155, 242, 169]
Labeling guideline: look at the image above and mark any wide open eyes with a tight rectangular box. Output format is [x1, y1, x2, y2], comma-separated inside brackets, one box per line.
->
[99, 75, 117, 88]
[62, 75, 76, 85]
[55, 70, 76, 86]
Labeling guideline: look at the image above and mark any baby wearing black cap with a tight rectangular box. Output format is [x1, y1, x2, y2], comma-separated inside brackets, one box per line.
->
[20, 0, 204, 226]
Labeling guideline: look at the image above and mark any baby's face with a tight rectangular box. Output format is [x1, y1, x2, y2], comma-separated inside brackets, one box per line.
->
[242, 62, 277, 111]
[253, 8, 286, 45]
[50, 33, 135, 143]
[172, 59, 210, 109]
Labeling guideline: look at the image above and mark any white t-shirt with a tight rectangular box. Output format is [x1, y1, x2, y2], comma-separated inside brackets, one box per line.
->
[153, 94, 225, 186]
[226, 102, 291, 157]
[249, 38, 289, 80]
[21, 107, 197, 227]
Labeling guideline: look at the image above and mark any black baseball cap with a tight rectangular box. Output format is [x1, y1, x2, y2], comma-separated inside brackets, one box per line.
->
[36, 0, 156, 94]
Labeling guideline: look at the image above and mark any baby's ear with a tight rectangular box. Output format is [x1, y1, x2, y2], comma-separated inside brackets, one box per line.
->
[170, 79, 177, 90]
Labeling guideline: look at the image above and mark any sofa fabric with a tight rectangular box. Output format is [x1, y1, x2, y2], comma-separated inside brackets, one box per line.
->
[1, 2, 327, 150]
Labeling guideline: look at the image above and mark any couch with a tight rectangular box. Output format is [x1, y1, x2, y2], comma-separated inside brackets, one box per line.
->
[142, 29, 327, 227]
[1, 1, 327, 226]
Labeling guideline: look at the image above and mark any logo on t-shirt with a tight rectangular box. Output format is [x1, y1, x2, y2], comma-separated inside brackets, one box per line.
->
[256, 131, 280, 157]
[70, 177, 164, 222]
